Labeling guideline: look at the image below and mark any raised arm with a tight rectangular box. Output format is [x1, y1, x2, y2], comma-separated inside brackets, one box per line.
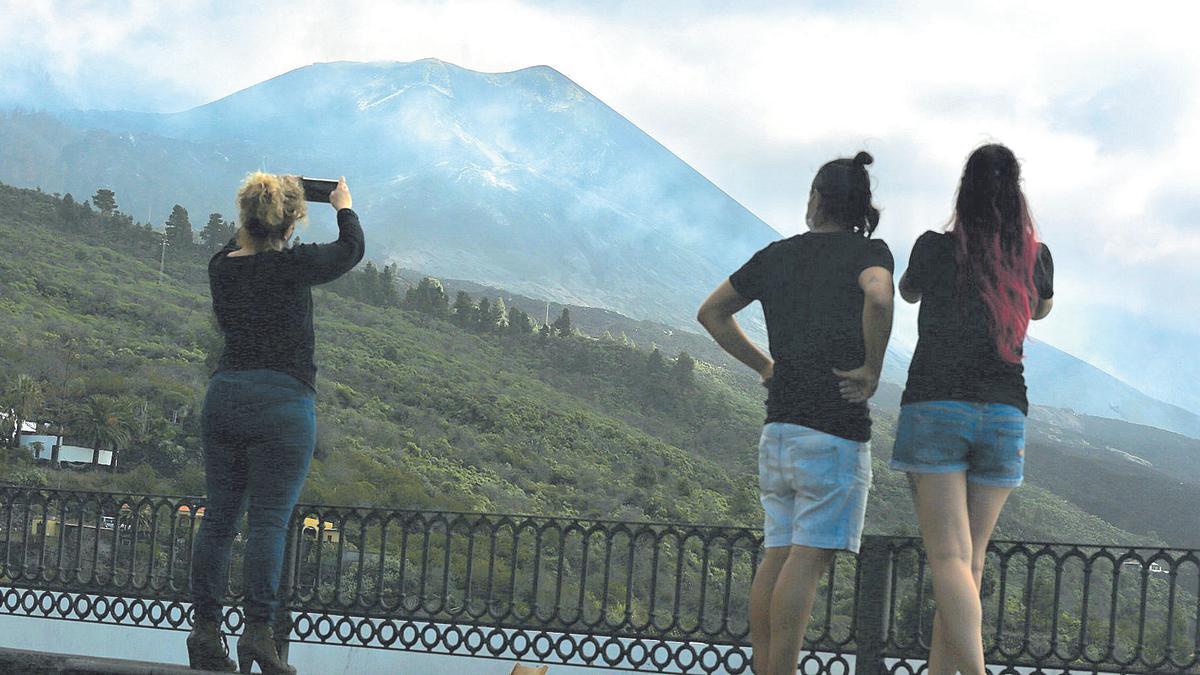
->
[697, 279, 774, 384]
[283, 177, 365, 285]
[286, 208, 366, 285]
[833, 266, 895, 403]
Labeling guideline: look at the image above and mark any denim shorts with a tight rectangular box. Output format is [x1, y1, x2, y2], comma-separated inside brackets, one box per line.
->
[890, 400, 1025, 488]
[758, 422, 872, 553]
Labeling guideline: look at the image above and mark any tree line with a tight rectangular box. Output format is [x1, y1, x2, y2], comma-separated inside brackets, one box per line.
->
[2, 183, 697, 484]
[58, 188, 240, 253]
[395, 277, 695, 386]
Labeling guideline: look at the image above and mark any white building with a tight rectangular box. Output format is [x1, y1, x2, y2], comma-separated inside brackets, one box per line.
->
[18, 433, 111, 466]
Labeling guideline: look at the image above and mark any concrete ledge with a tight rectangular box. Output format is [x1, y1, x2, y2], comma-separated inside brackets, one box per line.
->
[0, 646, 230, 674]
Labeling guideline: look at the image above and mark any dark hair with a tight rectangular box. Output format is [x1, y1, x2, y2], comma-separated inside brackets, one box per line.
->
[948, 143, 1040, 363]
[811, 151, 880, 237]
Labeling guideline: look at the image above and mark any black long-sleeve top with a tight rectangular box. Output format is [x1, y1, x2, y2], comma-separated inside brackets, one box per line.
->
[208, 208, 365, 391]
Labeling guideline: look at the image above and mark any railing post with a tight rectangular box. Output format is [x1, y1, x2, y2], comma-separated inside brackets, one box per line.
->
[274, 512, 299, 665]
[854, 535, 892, 675]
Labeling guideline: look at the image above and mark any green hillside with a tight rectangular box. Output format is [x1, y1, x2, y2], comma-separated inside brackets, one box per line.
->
[0, 181, 1154, 546]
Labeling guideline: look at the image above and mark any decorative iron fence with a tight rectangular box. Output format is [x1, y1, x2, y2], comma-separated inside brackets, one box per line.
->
[0, 486, 1196, 674]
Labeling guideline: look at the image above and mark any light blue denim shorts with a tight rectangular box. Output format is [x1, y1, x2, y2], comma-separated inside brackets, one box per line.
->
[890, 400, 1025, 488]
[758, 422, 872, 553]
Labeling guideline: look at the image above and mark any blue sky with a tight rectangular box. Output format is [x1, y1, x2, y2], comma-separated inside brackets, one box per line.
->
[2, 0, 1199, 411]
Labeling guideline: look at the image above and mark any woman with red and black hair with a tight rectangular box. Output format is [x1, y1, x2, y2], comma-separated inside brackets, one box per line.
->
[892, 143, 1054, 675]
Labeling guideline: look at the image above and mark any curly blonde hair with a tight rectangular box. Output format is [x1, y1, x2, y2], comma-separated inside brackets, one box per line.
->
[235, 172, 307, 248]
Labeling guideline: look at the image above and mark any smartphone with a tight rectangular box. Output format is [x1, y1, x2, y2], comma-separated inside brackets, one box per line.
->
[300, 177, 339, 203]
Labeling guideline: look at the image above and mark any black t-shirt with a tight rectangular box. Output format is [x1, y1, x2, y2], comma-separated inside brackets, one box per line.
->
[208, 208, 365, 392]
[900, 231, 1054, 414]
[730, 232, 895, 442]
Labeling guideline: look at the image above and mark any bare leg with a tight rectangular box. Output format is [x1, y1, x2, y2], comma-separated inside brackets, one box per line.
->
[911, 473, 986, 675]
[906, 472, 952, 675]
[926, 481, 1013, 674]
[767, 545, 836, 675]
[750, 547, 790, 674]
[928, 610, 950, 675]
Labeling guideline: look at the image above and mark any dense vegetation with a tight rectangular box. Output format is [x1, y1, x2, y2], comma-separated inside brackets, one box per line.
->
[0, 181, 1152, 547]
[4, 180, 1195, 669]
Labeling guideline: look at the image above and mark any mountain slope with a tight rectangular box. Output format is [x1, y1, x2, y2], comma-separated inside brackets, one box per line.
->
[1022, 338, 1200, 438]
[1, 59, 1197, 438]
[0, 180, 1166, 547]
[51, 59, 779, 329]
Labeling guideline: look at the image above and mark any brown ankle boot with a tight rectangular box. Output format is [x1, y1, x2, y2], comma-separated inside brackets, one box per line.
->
[237, 622, 296, 675]
[186, 618, 236, 671]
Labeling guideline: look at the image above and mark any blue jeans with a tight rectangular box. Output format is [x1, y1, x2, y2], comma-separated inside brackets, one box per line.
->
[191, 369, 316, 625]
[890, 400, 1025, 487]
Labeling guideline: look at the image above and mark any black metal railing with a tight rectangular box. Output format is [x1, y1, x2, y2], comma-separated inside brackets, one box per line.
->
[1, 485, 1197, 674]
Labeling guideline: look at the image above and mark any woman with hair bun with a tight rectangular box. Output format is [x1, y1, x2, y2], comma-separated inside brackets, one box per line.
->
[893, 144, 1054, 675]
[186, 173, 364, 673]
[698, 152, 895, 675]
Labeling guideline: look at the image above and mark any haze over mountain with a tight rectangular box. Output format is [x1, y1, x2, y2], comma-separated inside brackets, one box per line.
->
[53, 58, 778, 330]
[1, 58, 1197, 438]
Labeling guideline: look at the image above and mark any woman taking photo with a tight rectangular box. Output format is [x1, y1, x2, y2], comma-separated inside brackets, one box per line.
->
[698, 152, 894, 675]
[892, 144, 1053, 675]
[186, 173, 364, 673]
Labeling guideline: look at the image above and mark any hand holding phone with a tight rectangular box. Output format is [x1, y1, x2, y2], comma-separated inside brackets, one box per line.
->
[299, 177, 338, 202]
[329, 176, 352, 211]
[298, 176, 351, 210]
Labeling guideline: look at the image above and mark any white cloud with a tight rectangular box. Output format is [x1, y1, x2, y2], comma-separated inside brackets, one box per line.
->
[3, 0, 1200, 407]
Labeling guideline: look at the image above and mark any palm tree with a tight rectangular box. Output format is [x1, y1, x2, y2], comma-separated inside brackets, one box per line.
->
[71, 395, 134, 470]
[4, 374, 44, 447]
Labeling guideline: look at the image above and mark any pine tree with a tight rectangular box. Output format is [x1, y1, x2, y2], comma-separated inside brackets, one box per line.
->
[477, 298, 492, 331]
[452, 291, 476, 326]
[362, 261, 381, 304]
[57, 193, 79, 227]
[91, 189, 117, 216]
[367, 262, 394, 305]
[490, 298, 507, 332]
[552, 308, 572, 337]
[199, 213, 228, 251]
[507, 306, 533, 335]
[406, 277, 449, 315]
[164, 205, 193, 250]
[380, 264, 402, 306]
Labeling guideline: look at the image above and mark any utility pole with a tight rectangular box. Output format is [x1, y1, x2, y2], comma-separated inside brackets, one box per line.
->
[158, 235, 167, 284]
